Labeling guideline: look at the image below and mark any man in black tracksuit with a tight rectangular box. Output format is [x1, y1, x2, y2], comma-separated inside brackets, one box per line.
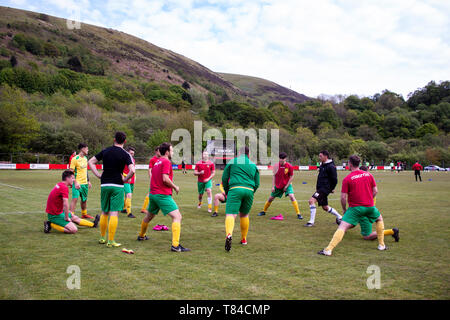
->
[304, 150, 343, 227]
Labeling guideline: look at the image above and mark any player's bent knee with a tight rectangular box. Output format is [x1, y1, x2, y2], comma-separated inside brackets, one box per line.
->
[65, 223, 78, 234]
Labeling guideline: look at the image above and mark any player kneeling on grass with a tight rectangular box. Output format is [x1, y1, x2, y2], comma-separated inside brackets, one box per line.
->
[258, 152, 302, 219]
[137, 142, 190, 252]
[44, 170, 99, 234]
[211, 183, 227, 217]
[318, 155, 388, 256]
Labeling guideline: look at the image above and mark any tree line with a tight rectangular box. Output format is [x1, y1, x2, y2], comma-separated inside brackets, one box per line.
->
[0, 56, 448, 167]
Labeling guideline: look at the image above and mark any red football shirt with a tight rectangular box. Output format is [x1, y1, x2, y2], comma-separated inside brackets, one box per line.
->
[150, 157, 173, 195]
[412, 163, 422, 171]
[46, 182, 69, 215]
[341, 170, 376, 207]
[149, 156, 159, 169]
[195, 160, 215, 183]
[274, 161, 294, 189]
[123, 156, 135, 184]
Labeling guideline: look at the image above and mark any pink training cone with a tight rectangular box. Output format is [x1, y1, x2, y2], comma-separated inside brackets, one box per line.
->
[270, 214, 284, 220]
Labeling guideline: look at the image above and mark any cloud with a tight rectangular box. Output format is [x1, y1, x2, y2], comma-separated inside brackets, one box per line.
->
[1, 0, 449, 98]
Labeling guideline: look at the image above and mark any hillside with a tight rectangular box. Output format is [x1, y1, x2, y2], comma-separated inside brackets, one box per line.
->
[0, 6, 309, 107]
[219, 73, 310, 109]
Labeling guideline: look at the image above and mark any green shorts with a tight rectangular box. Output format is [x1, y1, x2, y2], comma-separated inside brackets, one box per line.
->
[225, 187, 254, 215]
[359, 216, 373, 237]
[124, 183, 134, 195]
[148, 193, 179, 216]
[342, 206, 381, 229]
[72, 183, 88, 202]
[48, 212, 72, 227]
[197, 180, 213, 194]
[101, 185, 125, 212]
[271, 184, 294, 198]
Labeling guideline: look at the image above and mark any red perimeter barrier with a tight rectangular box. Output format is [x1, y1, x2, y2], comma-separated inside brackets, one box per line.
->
[15, 164, 30, 169]
[49, 164, 69, 170]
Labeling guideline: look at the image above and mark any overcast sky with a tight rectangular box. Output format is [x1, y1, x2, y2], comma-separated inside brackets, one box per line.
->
[1, 0, 449, 98]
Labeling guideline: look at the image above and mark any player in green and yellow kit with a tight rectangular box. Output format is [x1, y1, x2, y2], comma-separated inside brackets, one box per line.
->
[70, 143, 93, 219]
[222, 146, 260, 251]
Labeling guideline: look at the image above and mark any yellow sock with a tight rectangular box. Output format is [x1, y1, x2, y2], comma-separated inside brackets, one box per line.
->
[263, 201, 271, 212]
[172, 222, 181, 247]
[325, 228, 345, 252]
[291, 200, 300, 214]
[240, 216, 249, 241]
[99, 214, 108, 238]
[139, 220, 149, 237]
[141, 195, 149, 211]
[79, 219, 94, 227]
[384, 229, 394, 236]
[214, 205, 219, 213]
[51, 223, 65, 233]
[81, 209, 87, 216]
[376, 220, 385, 247]
[208, 203, 212, 210]
[108, 215, 118, 241]
[198, 201, 202, 206]
[225, 215, 235, 236]
[125, 198, 132, 214]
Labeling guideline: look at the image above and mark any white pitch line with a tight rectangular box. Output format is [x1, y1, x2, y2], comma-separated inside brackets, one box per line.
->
[0, 182, 24, 190]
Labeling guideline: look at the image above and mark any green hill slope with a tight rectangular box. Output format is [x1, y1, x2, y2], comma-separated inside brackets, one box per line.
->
[219, 72, 310, 109]
[0, 6, 309, 107]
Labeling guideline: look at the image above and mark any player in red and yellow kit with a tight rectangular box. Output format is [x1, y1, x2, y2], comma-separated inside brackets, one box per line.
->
[140, 146, 161, 214]
[258, 152, 302, 219]
[44, 170, 99, 234]
[137, 143, 190, 252]
[318, 155, 390, 256]
[194, 151, 215, 213]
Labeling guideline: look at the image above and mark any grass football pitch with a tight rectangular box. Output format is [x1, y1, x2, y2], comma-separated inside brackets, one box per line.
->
[0, 169, 449, 299]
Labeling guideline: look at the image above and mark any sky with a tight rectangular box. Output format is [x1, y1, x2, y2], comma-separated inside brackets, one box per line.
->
[1, 0, 449, 99]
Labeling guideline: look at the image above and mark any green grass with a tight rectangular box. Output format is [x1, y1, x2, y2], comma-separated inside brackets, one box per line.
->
[0, 170, 449, 299]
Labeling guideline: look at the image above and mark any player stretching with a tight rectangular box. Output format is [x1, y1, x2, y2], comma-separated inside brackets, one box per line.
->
[318, 155, 388, 256]
[194, 151, 215, 213]
[44, 170, 99, 234]
[88, 132, 135, 248]
[356, 165, 400, 242]
[211, 182, 227, 217]
[137, 143, 190, 252]
[305, 150, 342, 227]
[122, 146, 136, 218]
[222, 146, 260, 251]
[69, 143, 93, 219]
[257, 152, 302, 219]
[140, 146, 161, 214]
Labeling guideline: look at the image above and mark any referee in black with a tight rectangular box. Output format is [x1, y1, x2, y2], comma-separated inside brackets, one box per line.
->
[304, 150, 343, 227]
